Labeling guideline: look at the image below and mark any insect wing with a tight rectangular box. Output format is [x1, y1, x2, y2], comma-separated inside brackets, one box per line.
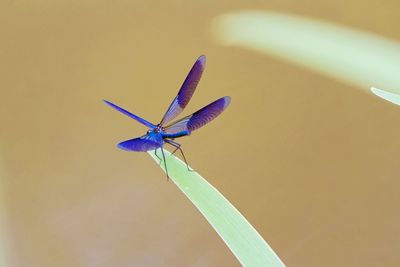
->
[104, 100, 156, 129]
[164, 96, 230, 134]
[159, 55, 206, 126]
[118, 134, 163, 151]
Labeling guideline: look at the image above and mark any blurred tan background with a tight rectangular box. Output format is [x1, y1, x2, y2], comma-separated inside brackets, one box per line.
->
[1, 1, 400, 266]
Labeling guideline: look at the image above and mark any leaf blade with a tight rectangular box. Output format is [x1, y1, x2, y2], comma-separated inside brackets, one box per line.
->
[213, 11, 400, 93]
[148, 150, 285, 267]
[371, 87, 400, 105]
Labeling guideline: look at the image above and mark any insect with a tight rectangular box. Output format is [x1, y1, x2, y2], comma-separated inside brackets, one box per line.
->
[104, 55, 231, 178]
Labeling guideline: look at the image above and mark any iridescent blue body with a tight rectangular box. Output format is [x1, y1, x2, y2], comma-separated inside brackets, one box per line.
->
[104, 55, 231, 178]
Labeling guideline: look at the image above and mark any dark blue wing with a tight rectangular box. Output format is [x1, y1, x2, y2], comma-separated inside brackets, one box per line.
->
[103, 100, 156, 129]
[163, 96, 231, 134]
[159, 55, 206, 126]
[118, 134, 163, 151]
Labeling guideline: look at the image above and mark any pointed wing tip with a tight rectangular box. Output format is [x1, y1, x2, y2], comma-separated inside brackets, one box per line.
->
[117, 143, 130, 151]
[117, 140, 139, 151]
[197, 55, 206, 66]
[103, 99, 114, 107]
[222, 96, 231, 108]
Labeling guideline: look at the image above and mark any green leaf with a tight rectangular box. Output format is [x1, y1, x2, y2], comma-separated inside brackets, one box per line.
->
[213, 11, 400, 93]
[148, 150, 285, 267]
[371, 87, 400, 106]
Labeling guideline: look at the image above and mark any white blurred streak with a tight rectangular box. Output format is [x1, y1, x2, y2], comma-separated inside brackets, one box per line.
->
[213, 11, 400, 94]
[371, 87, 400, 105]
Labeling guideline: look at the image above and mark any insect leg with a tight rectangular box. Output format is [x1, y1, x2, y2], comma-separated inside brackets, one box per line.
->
[160, 146, 169, 180]
[154, 148, 162, 165]
[166, 138, 181, 155]
[170, 145, 180, 155]
[165, 140, 193, 172]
